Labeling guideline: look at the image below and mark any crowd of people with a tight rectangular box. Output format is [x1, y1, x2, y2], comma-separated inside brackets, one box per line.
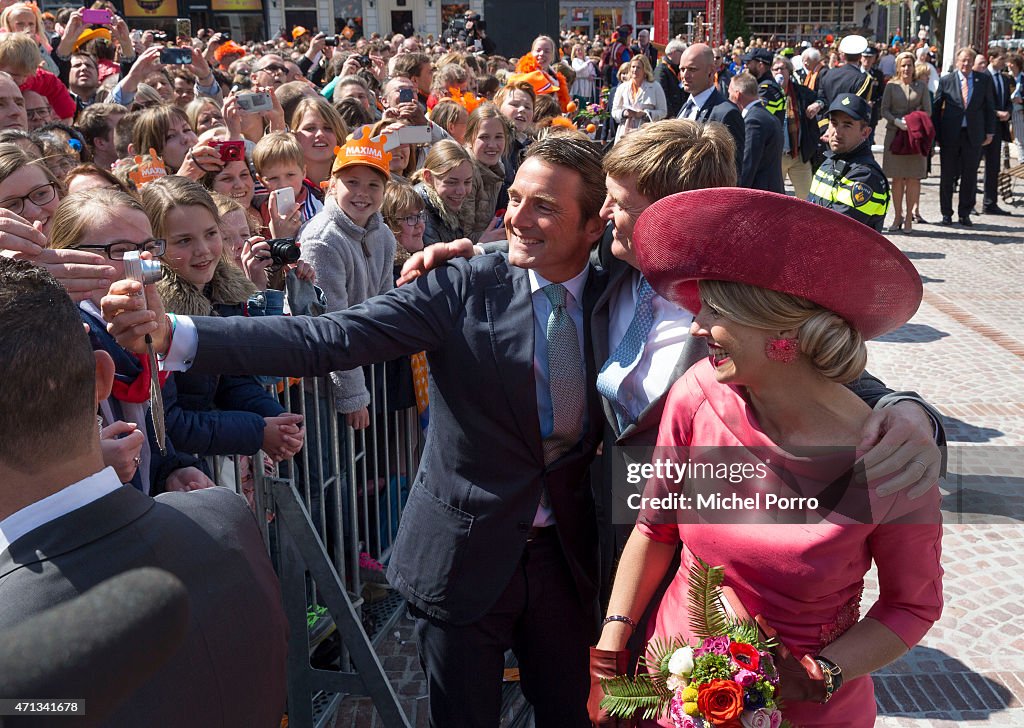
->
[0, 6, 965, 726]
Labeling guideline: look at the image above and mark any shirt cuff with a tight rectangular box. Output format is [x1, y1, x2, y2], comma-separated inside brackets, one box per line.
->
[195, 78, 219, 96]
[159, 314, 198, 372]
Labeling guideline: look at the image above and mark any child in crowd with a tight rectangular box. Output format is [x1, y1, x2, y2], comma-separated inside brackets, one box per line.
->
[410, 139, 474, 245]
[459, 102, 510, 243]
[253, 131, 323, 235]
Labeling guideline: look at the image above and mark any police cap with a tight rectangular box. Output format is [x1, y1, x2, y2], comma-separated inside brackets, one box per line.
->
[741, 48, 773, 64]
[827, 93, 871, 122]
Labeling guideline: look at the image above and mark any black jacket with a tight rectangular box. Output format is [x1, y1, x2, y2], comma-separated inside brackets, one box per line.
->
[739, 101, 784, 193]
[654, 60, 683, 119]
[932, 70, 996, 148]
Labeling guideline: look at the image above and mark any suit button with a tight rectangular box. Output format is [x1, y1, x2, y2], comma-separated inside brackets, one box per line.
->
[517, 522, 529, 532]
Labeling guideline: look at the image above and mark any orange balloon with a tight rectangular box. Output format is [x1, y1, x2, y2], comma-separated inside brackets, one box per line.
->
[586, 123, 597, 133]
[567, 101, 578, 113]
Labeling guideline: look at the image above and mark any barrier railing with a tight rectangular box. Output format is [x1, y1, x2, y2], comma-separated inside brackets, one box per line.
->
[216, 364, 423, 727]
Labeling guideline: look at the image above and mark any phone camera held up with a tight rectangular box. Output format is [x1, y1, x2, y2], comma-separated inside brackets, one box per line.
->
[324, 36, 339, 47]
[123, 251, 163, 286]
[268, 239, 300, 265]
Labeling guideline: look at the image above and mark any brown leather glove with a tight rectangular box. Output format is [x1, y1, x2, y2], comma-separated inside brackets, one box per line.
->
[587, 647, 636, 728]
[754, 615, 828, 704]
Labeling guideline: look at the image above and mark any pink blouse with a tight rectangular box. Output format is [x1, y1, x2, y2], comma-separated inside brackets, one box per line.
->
[636, 360, 943, 728]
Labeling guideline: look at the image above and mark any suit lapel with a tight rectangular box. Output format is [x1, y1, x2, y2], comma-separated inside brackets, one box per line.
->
[0, 486, 154, 578]
[698, 89, 722, 121]
[484, 261, 543, 456]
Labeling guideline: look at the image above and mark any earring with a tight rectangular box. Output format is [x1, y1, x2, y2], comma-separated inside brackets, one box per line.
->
[765, 337, 800, 363]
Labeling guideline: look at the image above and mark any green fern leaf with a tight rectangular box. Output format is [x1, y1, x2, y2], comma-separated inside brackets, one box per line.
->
[599, 674, 673, 720]
[639, 635, 685, 677]
[687, 557, 729, 638]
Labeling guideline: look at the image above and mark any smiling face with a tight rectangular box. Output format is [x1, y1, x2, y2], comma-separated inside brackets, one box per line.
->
[211, 160, 255, 208]
[499, 89, 534, 133]
[470, 116, 506, 168]
[293, 108, 338, 166]
[599, 174, 653, 268]
[426, 160, 473, 212]
[162, 114, 198, 171]
[390, 144, 410, 173]
[531, 37, 554, 68]
[0, 164, 59, 233]
[506, 156, 604, 283]
[162, 204, 224, 287]
[689, 300, 772, 385]
[333, 164, 386, 228]
[218, 208, 250, 266]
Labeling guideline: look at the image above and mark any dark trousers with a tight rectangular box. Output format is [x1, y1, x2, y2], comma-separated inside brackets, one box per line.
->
[410, 531, 595, 728]
[982, 134, 1005, 208]
[939, 129, 983, 217]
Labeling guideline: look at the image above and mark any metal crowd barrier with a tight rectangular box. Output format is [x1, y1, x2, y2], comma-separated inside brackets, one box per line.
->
[217, 363, 422, 728]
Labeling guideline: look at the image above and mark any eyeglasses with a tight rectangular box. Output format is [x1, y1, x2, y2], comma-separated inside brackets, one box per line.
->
[26, 107, 51, 121]
[72, 238, 167, 261]
[0, 182, 57, 216]
[393, 212, 427, 227]
[259, 63, 288, 74]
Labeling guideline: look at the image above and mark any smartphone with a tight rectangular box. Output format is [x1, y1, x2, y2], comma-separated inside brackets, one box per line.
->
[82, 9, 112, 25]
[160, 47, 192, 65]
[398, 125, 431, 145]
[398, 87, 414, 104]
[236, 92, 273, 113]
[212, 140, 244, 162]
[271, 187, 296, 217]
[176, 18, 192, 40]
[324, 36, 339, 47]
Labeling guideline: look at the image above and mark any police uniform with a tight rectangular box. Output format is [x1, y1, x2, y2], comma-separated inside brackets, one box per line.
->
[742, 48, 786, 124]
[816, 35, 874, 107]
[808, 94, 890, 232]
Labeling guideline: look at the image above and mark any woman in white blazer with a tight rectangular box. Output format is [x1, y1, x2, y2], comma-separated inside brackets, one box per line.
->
[611, 55, 668, 142]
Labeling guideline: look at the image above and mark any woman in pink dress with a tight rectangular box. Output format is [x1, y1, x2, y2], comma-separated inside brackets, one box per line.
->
[590, 189, 943, 728]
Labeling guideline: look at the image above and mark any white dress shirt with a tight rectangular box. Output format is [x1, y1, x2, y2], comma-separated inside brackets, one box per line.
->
[679, 86, 715, 119]
[0, 467, 123, 555]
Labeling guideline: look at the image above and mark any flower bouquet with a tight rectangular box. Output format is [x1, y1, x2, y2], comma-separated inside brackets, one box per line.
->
[600, 559, 793, 728]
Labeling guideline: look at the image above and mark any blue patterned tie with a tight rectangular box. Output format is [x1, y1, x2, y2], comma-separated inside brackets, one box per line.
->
[542, 283, 585, 465]
[597, 277, 656, 428]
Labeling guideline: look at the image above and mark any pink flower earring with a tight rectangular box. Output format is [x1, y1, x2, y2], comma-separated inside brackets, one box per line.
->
[765, 337, 800, 363]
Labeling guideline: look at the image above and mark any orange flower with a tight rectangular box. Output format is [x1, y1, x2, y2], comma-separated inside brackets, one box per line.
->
[696, 679, 744, 726]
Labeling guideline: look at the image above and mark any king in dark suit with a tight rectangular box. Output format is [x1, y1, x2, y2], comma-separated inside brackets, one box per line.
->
[933, 47, 997, 225]
[729, 72, 785, 193]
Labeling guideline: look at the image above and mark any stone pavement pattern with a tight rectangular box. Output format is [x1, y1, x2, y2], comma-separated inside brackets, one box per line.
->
[333, 147, 1024, 727]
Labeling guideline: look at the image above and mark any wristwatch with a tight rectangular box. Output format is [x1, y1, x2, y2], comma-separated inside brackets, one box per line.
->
[814, 656, 843, 703]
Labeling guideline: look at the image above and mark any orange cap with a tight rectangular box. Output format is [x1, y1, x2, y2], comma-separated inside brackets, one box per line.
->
[331, 125, 392, 180]
[291, 26, 309, 40]
[214, 40, 246, 63]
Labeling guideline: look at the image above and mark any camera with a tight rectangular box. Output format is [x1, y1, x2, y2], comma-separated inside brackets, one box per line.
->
[267, 239, 300, 265]
[237, 92, 273, 112]
[324, 36, 339, 47]
[357, 54, 371, 68]
[123, 251, 163, 285]
[212, 140, 244, 162]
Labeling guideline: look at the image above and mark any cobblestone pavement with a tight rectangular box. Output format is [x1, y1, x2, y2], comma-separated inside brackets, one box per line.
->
[333, 146, 1024, 727]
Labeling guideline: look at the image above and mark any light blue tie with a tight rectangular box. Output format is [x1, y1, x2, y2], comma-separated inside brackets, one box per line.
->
[542, 283, 585, 465]
[597, 277, 656, 428]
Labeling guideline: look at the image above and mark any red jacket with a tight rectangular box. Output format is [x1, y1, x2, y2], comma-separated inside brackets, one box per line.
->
[902, 110, 936, 156]
[20, 67, 76, 120]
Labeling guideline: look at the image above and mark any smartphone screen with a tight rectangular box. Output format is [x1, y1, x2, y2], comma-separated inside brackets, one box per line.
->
[176, 18, 192, 40]
[398, 88, 414, 104]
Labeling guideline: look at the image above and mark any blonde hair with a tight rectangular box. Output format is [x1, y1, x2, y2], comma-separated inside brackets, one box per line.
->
[603, 119, 736, 198]
[382, 181, 425, 235]
[253, 131, 305, 175]
[185, 97, 222, 132]
[50, 188, 147, 250]
[428, 99, 468, 136]
[0, 31, 41, 75]
[0, 3, 49, 52]
[894, 51, 916, 78]
[140, 175, 220, 241]
[410, 139, 472, 185]
[211, 190, 259, 235]
[464, 102, 511, 156]
[288, 96, 349, 144]
[431, 63, 469, 95]
[628, 55, 654, 82]
[698, 280, 867, 383]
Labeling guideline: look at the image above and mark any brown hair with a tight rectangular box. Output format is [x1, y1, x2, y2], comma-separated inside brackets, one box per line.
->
[428, 99, 468, 136]
[464, 102, 511, 156]
[49, 187, 147, 250]
[140, 174, 219, 240]
[409, 139, 472, 185]
[382, 180, 425, 235]
[131, 105, 191, 167]
[523, 135, 604, 221]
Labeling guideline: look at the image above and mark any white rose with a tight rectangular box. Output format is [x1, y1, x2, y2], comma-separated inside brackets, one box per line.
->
[667, 646, 694, 677]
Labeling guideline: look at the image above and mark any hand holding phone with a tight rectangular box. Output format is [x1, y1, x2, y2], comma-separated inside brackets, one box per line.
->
[271, 187, 297, 217]
[159, 47, 192, 65]
[236, 92, 274, 113]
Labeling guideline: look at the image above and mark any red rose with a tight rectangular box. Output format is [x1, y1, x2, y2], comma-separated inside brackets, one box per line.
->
[697, 678, 744, 725]
[729, 641, 760, 671]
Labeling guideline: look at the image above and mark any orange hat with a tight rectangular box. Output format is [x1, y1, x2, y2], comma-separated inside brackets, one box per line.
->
[214, 40, 246, 63]
[42, 12, 55, 20]
[73, 28, 111, 52]
[291, 26, 309, 40]
[331, 125, 392, 180]
[508, 70, 559, 96]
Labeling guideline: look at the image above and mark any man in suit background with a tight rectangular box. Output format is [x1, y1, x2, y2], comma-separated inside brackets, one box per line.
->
[104, 137, 609, 728]
[982, 45, 1013, 216]
[677, 43, 744, 174]
[654, 38, 685, 119]
[933, 46, 996, 226]
[730, 72, 785, 193]
[0, 259, 288, 727]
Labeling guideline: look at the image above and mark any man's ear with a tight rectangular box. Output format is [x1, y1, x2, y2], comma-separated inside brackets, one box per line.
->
[94, 349, 115, 406]
[127, 142, 136, 155]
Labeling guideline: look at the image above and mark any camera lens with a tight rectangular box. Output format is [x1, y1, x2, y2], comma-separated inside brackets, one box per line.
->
[269, 239, 300, 265]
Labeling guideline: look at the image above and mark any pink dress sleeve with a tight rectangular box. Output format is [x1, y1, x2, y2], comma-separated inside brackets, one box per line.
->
[864, 485, 944, 648]
[636, 367, 706, 544]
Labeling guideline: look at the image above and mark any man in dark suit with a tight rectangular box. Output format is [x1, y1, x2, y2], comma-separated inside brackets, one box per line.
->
[654, 38, 685, 119]
[817, 34, 874, 107]
[982, 45, 1013, 215]
[677, 43, 744, 174]
[730, 71, 785, 193]
[0, 259, 288, 728]
[105, 137, 610, 728]
[933, 46, 997, 225]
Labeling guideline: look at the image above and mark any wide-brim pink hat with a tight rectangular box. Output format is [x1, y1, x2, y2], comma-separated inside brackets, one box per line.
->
[633, 188, 922, 340]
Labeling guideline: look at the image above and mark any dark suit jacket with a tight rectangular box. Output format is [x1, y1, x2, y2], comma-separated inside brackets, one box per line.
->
[693, 88, 745, 175]
[932, 70, 996, 148]
[654, 59, 683, 119]
[739, 102, 785, 193]
[988, 69, 1013, 141]
[183, 255, 605, 627]
[0, 485, 288, 727]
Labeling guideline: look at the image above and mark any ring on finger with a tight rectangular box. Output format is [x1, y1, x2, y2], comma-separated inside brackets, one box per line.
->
[133, 456, 141, 466]
[908, 459, 927, 474]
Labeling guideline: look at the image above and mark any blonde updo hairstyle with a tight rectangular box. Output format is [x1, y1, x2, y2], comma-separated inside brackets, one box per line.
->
[698, 280, 867, 383]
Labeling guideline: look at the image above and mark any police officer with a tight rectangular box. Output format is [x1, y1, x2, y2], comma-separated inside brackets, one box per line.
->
[817, 35, 874, 107]
[808, 93, 891, 232]
[741, 47, 786, 125]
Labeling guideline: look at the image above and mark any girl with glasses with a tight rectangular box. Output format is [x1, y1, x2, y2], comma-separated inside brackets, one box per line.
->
[383, 181, 426, 276]
[0, 142, 62, 235]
